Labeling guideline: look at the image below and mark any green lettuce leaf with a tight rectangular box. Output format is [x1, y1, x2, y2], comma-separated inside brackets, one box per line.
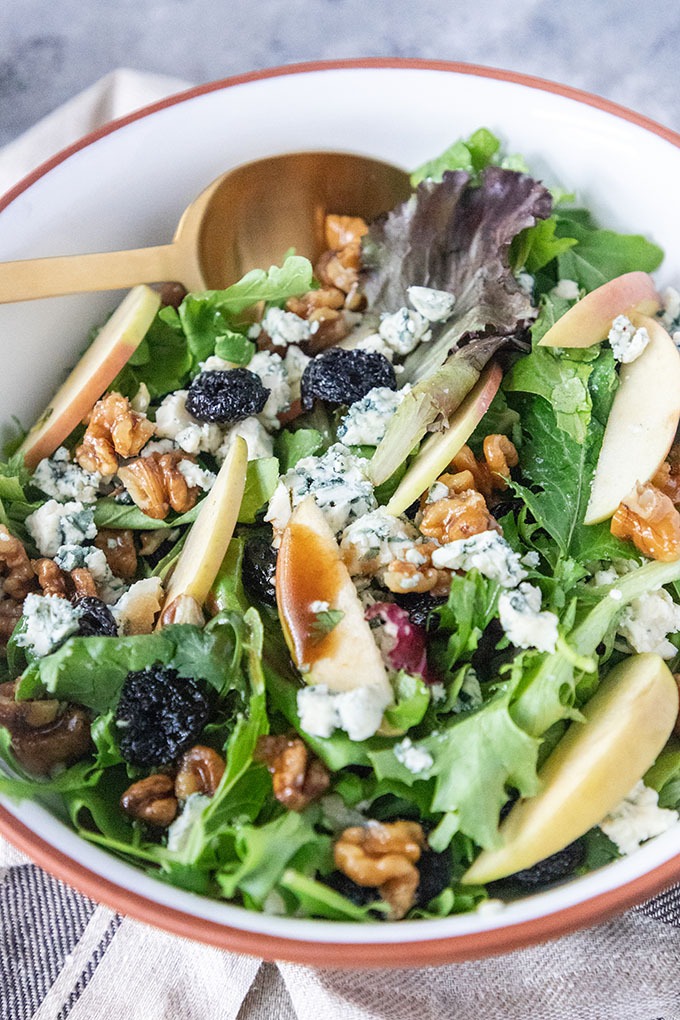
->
[554, 208, 663, 291]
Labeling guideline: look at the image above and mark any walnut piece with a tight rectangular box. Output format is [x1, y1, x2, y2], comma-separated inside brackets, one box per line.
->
[95, 528, 138, 578]
[0, 599, 22, 648]
[334, 821, 426, 920]
[120, 773, 178, 827]
[118, 451, 199, 520]
[76, 392, 155, 476]
[0, 682, 92, 776]
[452, 437, 518, 500]
[382, 541, 450, 596]
[419, 489, 498, 546]
[175, 745, 226, 800]
[33, 558, 69, 598]
[255, 734, 330, 812]
[0, 525, 35, 600]
[71, 568, 98, 598]
[611, 482, 680, 561]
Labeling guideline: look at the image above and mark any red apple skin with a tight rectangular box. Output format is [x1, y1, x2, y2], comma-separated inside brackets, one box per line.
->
[538, 271, 660, 349]
[19, 285, 160, 469]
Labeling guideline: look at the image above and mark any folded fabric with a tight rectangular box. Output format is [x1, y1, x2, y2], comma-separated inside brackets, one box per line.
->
[1, 68, 679, 1020]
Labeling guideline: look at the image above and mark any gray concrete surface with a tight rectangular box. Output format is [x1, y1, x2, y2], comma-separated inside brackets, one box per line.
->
[1, 0, 680, 146]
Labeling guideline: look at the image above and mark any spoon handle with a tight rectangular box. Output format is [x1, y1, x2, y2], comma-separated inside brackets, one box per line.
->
[0, 242, 190, 303]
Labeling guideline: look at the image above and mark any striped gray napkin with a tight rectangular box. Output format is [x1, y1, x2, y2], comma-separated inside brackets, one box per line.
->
[1, 70, 680, 1020]
[2, 834, 680, 1020]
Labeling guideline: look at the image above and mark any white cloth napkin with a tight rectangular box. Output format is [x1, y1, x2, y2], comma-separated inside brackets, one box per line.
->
[1, 70, 680, 1020]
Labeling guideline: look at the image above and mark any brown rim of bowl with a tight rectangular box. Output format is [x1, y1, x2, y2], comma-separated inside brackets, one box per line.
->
[1, 57, 680, 966]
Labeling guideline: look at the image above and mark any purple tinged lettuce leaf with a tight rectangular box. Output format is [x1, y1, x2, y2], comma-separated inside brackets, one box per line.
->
[361, 167, 553, 382]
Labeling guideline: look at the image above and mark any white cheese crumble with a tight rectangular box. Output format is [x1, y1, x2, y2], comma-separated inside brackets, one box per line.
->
[130, 382, 151, 413]
[551, 278, 580, 301]
[431, 531, 527, 588]
[521, 550, 541, 569]
[178, 459, 216, 492]
[297, 683, 392, 741]
[248, 350, 291, 430]
[31, 447, 101, 504]
[15, 593, 81, 658]
[166, 793, 210, 852]
[378, 307, 431, 355]
[353, 332, 395, 362]
[154, 390, 223, 455]
[216, 415, 274, 464]
[283, 344, 311, 403]
[112, 576, 164, 635]
[340, 508, 418, 577]
[199, 355, 236, 372]
[426, 480, 450, 504]
[608, 314, 650, 364]
[618, 587, 680, 659]
[54, 544, 126, 605]
[407, 285, 455, 322]
[599, 781, 679, 856]
[498, 582, 559, 653]
[277, 443, 376, 535]
[140, 439, 176, 458]
[393, 737, 433, 775]
[337, 385, 405, 447]
[261, 306, 312, 347]
[26, 500, 97, 558]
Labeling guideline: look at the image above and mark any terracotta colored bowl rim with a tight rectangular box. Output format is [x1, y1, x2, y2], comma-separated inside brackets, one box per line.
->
[1, 57, 680, 967]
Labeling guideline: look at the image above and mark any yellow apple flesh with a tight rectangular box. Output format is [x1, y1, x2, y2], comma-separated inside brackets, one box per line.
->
[584, 313, 680, 525]
[19, 285, 161, 469]
[161, 436, 248, 612]
[462, 652, 679, 885]
[276, 495, 392, 701]
[538, 271, 660, 349]
[384, 362, 502, 516]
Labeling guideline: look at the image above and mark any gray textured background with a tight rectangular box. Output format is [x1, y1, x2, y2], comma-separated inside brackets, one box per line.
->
[2, 0, 680, 146]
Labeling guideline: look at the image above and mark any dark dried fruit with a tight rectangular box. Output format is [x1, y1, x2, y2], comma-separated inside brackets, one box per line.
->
[300, 348, 396, 410]
[325, 870, 382, 909]
[242, 538, 278, 607]
[392, 592, 446, 631]
[509, 839, 586, 888]
[414, 847, 453, 908]
[74, 596, 118, 637]
[115, 665, 210, 767]
[185, 369, 268, 423]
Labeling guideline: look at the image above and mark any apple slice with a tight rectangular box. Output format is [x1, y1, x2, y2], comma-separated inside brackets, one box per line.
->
[384, 362, 502, 516]
[584, 313, 680, 525]
[160, 436, 248, 616]
[538, 271, 660, 349]
[462, 652, 678, 885]
[19, 285, 161, 469]
[276, 495, 393, 702]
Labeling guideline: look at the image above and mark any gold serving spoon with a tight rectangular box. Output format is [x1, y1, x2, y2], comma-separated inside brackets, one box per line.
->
[0, 152, 412, 303]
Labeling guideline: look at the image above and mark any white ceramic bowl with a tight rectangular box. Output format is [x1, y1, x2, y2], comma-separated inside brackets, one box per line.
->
[1, 59, 679, 967]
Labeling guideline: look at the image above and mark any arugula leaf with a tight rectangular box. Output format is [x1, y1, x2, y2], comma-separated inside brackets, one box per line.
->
[410, 127, 501, 185]
[238, 457, 280, 524]
[511, 215, 578, 274]
[435, 570, 501, 668]
[505, 346, 593, 444]
[213, 331, 256, 365]
[110, 312, 192, 399]
[309, 608, 344, 641]
[554, 208, 663, 291]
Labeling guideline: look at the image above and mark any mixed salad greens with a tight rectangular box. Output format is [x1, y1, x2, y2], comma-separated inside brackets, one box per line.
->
[1, 127, 680, 923]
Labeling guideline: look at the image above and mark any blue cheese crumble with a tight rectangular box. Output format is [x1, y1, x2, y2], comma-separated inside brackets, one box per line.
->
[26, 500, 97, 558]
[261, 307, 312, 347]
[407, 285, 455, 322]
[154, 390, 223, 455]
[178, 459, 216, 492]
[54, 544, 126, 605]
[498, 582, 559, 653]
[378, 307, 431, 355]
[14, 593, 81, 658]
[340, 508, 417, 577]
[431, 530, 526, 588]
[248, 350, 291, 430]
[296, 682, 392, 741]
[608, 314, 650, 364]
[31, 447, 101, 504]
[393, 737, 433, 775]
[337, 386, 405, 447]
[216, 416, 274, 464]
[599, 781, 678, 855]
[617, 587, 680, 659]
[276, 443, 376, 535]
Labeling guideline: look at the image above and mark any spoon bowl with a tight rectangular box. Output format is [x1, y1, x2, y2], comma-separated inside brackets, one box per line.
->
[0, 152, 411, 302]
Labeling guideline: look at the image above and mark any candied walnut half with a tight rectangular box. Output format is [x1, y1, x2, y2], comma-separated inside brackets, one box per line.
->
[120, 773, 178, 828]
[419, 489, 499, 545]
[383, 542, 451, 596]
[94, 528, 138, 579]
[451, 437, 518, 500]
[175, 745, 225, 800]
[0, 681, 92, 776]
[0, 525, 35, 601]
[33, 558, 97, 600]
[118, 451, 199, 520]
[334, 821, 426, 920]
[255, 734, 330, 812]
[76, 392, 155, 476]
[611, 482, 680, 561]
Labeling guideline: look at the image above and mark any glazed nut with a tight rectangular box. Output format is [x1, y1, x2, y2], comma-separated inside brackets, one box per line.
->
[95, 529, 138, 579]
[255, 734, 330, 811]
[70, 567, 98, 598]
[286, 287, 346, 319]
[76, 392, 155, 475]
[33, 558, 69, 598]
[383, 542, 450, 596]
[5, 702, 92, 777]
[118, 451, 199, 520]
[611, 482, 680, 561]
[120, 773, 178, 828]
[419, 489, 498, 545]
[334, 821, 426, 920]
[0, 525, 35, 601]
[315, 245, 361, 294]
[175, 745, 226, 800]
[0, 598, 23, 648]
[324, 214, 368, 250]
[483, 433, 519, 482]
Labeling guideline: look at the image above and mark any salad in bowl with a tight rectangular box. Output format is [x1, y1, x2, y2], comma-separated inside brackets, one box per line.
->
[1, 127, 679, 926]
